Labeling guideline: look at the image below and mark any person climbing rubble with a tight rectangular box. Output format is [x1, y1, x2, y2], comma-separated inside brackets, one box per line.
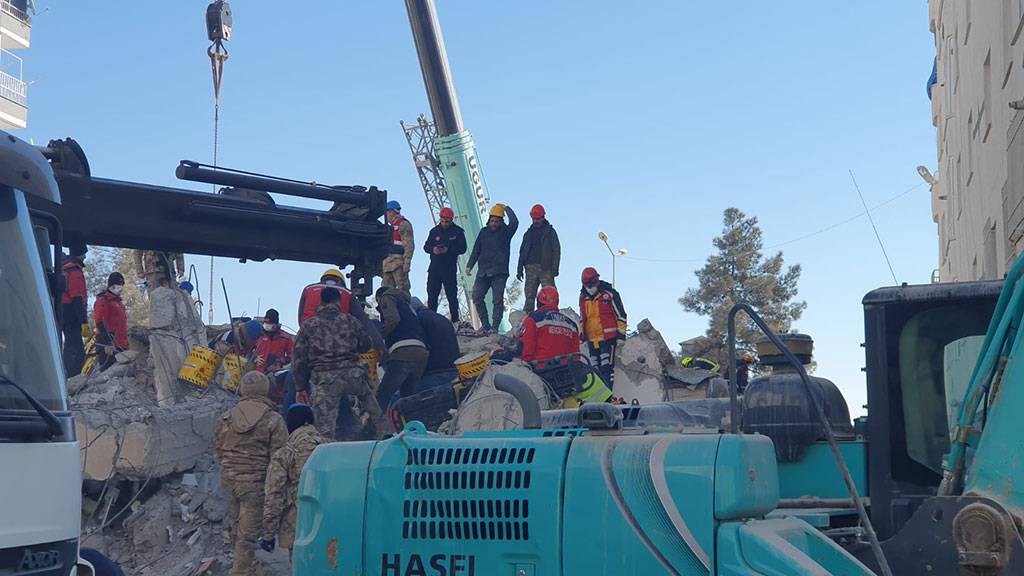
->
[61, 242, 88, 376]
[411, 297, 460, 391]
[259, 403, 325, 560]
[133, 249, 185, 289]
[381, 200, 415, 298]
[292, 286, 382, 440]
[466, 203, 518, 333]
[212, 371, 288, 576]
[579, 267, 627, 389]
[92, 272, 128, 371]
[375, 287, 429, 414]
[148, 264, 206, 406]
[517, 204, 560, 313]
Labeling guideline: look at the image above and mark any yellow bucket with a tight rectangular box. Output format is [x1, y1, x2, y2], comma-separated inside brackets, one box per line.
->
[455, 351, 491, 380]
[178, 345, 222, 389]
[360, 350, 378, 383]
[219, 353, 245, 393]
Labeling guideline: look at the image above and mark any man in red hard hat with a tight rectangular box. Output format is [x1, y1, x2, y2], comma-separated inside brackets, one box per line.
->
[517, 204, 560, 313]
[579, 267, 627, 388]
[515, 286, 579, 363]
[423, 206, 467, 323]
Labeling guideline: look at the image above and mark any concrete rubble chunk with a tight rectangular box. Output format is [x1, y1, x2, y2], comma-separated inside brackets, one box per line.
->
[451, 360, 551, 434]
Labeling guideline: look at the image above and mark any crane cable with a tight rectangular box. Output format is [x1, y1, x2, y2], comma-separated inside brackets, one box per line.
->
[205, 1, 232, 324]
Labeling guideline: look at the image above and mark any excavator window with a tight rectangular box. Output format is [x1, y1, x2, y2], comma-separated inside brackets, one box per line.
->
[897, 304, 990, 476]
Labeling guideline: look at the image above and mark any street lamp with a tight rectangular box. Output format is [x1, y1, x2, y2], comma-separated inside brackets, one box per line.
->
[598, 231, 627, 286]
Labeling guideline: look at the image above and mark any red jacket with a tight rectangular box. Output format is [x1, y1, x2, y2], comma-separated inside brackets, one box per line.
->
[517, 306, 580, 362]
[579, 281, 627, 343]
[254, 331, 294, 373]
[61, 260, 87, 324]
[93, 290, 128, 349]
[298, 283, 352, 326]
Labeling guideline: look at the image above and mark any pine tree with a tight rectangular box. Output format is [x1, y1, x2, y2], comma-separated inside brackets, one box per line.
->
[679, 208, 806, 364]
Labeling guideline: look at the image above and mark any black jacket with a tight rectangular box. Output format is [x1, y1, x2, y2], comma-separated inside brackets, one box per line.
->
[423, 223, 467, 271]
[517, 219, 561, 276]
[467, 206, 519, 277]
[416, 307, 461, 373]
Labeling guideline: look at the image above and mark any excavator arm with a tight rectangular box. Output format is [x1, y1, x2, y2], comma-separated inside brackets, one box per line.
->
[24, 138, 390, 295]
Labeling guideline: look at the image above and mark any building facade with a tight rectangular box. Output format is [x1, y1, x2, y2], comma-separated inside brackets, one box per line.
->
[929, 0, 1024, 281]
[0, 0, 29, 129]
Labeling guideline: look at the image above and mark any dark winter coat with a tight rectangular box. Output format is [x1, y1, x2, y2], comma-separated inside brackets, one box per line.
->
[467, 206, 519, 277]
[415, 307, 460, 373]
[423, 223, 467, 271]
[517, 219, 561, 276]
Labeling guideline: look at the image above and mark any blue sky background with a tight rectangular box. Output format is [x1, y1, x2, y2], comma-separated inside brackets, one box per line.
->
[23, 2, 938, 414]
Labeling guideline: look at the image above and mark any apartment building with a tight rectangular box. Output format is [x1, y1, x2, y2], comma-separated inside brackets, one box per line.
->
[0, 0, 29, 129]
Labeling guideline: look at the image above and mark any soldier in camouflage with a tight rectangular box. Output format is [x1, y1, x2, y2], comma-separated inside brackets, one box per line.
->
[381, 200, 414, 298]
[212, 371, 288, 576]
[292, 286, 383, 440]
[259, 403, 325, 557]
[133, 249, 185, 289]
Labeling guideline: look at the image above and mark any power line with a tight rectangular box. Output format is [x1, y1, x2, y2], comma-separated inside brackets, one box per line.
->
[849, 170, 898, 284]
[621, 180, 925, 264]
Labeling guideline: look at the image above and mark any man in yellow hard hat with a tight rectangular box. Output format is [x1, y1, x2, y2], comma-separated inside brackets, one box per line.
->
[466, 203, 519, 333]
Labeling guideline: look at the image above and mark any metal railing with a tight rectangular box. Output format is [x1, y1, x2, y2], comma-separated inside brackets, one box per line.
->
[1, 0, 30, 25]
[0, 49, 26, 106]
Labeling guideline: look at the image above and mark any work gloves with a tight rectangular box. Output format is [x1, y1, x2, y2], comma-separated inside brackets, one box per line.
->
[258, 536, 276, 552]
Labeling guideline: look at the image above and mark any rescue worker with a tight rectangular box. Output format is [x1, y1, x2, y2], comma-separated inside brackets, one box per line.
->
[297, 268, 384, 350]
[260, 403, 324, 558]
[466, 203, 519, 333]
[515, 286, 578, 363]
[212, 371, 288, 576]
[423, 206, 467, 323]
[516, 204, 560, 313]
[93, 272, 128, 371]
[680, 356, 720, 372]
[381, 200, 414, 298]
[133, 250, 185, 289]
[254, 309, 293, 375]
[292, 287, 382, 440]
[579, 267, 627, 388]
[61, 243, 88, 376]
[375, 287, 429, 410]
[411, 297, 460, 390]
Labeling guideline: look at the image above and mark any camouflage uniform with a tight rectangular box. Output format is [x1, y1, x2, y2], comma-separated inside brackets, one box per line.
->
[382, 217, 414, 297]
[133, 250, 185, 288]
[262, 423, 324, 550]
[212, 372, 288, 576]
[292, 305, 383, 440]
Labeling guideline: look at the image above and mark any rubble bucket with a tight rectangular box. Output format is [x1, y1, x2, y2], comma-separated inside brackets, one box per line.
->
[360, 350, 378, 383]
[455, 351, 491, 380]
[178, 345, 222, 389]
[220, 353, 245, 393]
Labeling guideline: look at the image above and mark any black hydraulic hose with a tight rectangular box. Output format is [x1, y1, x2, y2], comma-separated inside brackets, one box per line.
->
[727, 303, 892, 576]
[493, 374, 541, 429]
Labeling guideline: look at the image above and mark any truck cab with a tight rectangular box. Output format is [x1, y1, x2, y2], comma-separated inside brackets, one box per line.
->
[0, 133, 85, 576]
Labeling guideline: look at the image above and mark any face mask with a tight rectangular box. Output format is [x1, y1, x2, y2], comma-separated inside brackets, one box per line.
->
[586, 286, 598, 296]
[110, 284, 124, 295]
[263, 323, 276, 332]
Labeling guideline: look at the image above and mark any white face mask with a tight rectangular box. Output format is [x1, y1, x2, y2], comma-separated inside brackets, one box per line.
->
[110, 284, 124, 295]
[263, 323, 276, 332]
[586, 286, 598, 296]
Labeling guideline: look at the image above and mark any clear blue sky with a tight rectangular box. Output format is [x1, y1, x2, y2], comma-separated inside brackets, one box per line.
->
[23, 2, 937, 414]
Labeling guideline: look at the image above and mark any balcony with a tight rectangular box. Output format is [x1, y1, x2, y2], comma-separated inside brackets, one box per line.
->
[0, 48, 26, 128]
[0, 0, 30, 49]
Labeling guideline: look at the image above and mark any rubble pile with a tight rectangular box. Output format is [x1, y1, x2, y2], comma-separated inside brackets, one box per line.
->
[73, 328, 290, 576]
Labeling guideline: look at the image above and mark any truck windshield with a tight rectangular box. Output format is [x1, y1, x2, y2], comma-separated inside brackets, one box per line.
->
[0, 188, 67, 412]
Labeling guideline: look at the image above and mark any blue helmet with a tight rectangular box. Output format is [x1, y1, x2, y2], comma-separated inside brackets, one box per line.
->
[386, 200, 402, 212]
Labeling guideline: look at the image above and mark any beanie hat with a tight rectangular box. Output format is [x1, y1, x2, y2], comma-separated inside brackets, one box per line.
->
[107, 272, 125, 287]
[285, 403, 314, 433]
[240, 370, 270, 398]
[264, 308, 280, 324]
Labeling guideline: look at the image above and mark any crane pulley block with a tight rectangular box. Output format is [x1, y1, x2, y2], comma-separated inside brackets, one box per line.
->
[206, 1, 232, 43]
